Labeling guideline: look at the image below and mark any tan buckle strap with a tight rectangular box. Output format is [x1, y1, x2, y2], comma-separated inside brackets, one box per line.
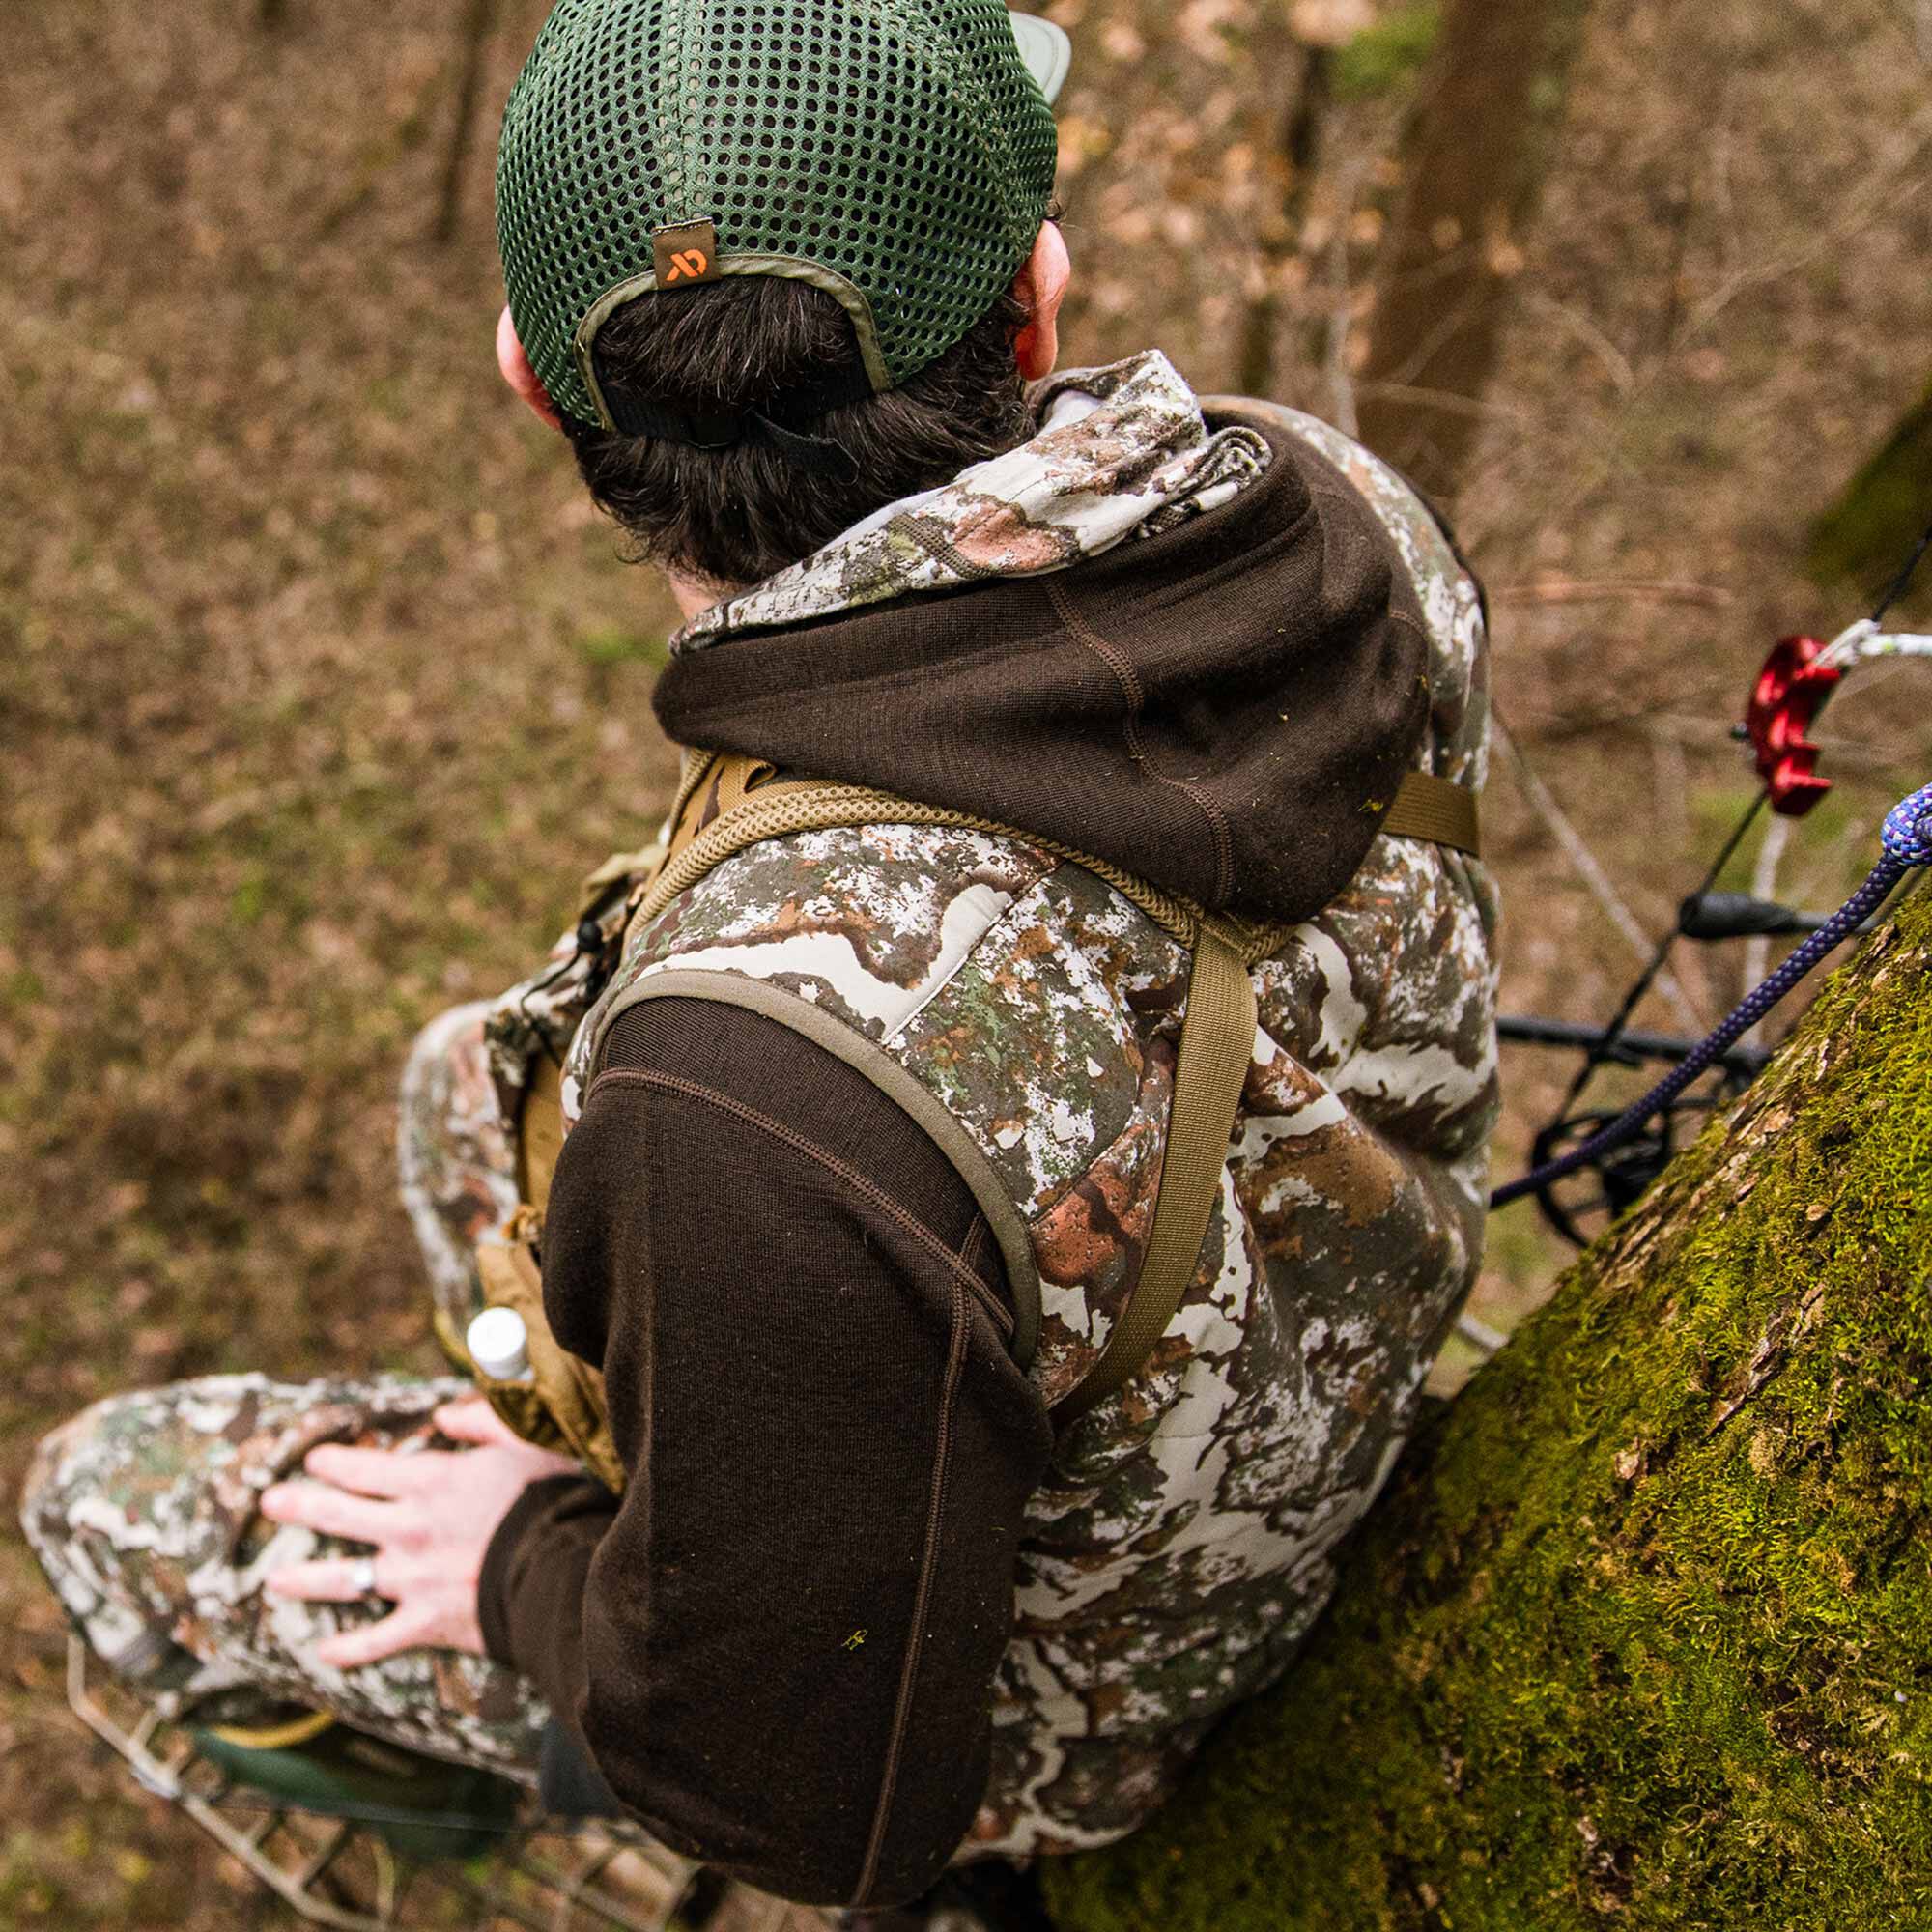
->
[469, 1236, 625, 1492]
[579, 753, 806, 907]
[1382, 769, 1481, 858]
[627, 767, 1480, 957]
[1050, 924, 1258, 1429]
[668, 753, 781, 853]
[629, 779, 1222, 952]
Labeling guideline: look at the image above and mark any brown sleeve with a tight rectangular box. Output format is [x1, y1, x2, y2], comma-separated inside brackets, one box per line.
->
[476, 997, 1051, 1909]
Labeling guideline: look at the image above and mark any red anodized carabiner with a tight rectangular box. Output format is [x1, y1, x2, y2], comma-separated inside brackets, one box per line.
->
[1745, 635, 1842, 817]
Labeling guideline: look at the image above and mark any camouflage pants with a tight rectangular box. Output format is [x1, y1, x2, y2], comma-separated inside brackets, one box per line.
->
[18, 1003, 551, 1778]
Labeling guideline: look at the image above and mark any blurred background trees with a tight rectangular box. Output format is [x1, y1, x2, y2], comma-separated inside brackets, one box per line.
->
[1810, 378, 1932, 600]
[1354, 0, 1593, 496]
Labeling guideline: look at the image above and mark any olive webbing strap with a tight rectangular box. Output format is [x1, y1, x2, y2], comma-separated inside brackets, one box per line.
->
[578, 753, 805, 905]
[667, 745, 716, 829]
[1382, 769, 1481, 858]
[625, 767, 1479, 952]
[1049, 924, 1258, 1429]
[627, 781, 1217, 950]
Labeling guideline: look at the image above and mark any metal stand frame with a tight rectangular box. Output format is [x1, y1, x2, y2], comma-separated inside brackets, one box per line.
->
[66, 1635, 800, 1932]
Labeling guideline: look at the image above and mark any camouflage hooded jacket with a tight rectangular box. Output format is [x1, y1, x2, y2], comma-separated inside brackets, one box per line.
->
[479, 352, 1499, 1870]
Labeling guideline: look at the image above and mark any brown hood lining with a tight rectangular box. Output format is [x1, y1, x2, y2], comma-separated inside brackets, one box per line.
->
[653, 416, 1433, 926]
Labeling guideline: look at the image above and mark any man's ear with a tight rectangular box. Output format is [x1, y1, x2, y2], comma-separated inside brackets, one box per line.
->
[496, 304, 564, 431]
[1011, 221, 1071, 384]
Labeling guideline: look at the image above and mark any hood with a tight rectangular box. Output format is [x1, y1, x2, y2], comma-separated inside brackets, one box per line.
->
[653, 355, 1432, 926]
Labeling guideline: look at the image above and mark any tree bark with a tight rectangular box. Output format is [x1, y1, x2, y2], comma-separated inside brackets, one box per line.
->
[1044, 879, 1932, 1930]
[1236, 31, 1333, 403]
[433, 0, 500, 245]
[1355, 0, 1593, 498]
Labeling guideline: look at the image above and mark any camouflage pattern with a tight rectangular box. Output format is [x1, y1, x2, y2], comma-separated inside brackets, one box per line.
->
[18, 1373, 550, 1777]
[675, 351, 1272, 650]
[549, 364, 1502, 1859]
[477, 863, 657, 1154]
[397, 999, 524, 1335]
[18, 1003, 580, 1775]
[17, 947, 620, 1789]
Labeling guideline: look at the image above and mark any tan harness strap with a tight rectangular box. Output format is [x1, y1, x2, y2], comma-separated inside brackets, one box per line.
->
[628, 771, 1482, 962]
[495, 759, 1484, 1453]
[517, 1055, 568, 1219]
[668, 753, 781, 850]
[574, 753, 800, 909]
[1383, 769, 1482, 858]
[472, 1232, 625, 1491]
[629, 781, 1218, 952]
[1049, 924, 1258, 1428]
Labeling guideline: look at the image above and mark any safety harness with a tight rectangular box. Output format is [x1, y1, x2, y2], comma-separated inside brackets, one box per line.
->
[458, 751, 1483, 1481]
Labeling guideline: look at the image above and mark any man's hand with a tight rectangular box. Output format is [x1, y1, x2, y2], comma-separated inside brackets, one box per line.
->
[261, 1397, 580, 1669]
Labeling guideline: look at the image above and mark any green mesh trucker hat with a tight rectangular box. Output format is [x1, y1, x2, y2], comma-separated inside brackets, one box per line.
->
[497, 0, 1070, 440]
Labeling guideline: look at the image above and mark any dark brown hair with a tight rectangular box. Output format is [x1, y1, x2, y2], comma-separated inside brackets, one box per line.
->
[561, 278, 1036, 589]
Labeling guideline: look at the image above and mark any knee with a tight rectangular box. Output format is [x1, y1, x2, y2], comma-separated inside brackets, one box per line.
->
[18, 1389, 147, 1562]
[20, 1378, 286, 1651]
[17, 1392, 149, 1644]
[21, 1394, 113, 1527]
[17, 1388, 213, 1681]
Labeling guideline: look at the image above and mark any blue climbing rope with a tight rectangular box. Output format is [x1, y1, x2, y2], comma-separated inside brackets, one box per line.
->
[1491, 782, 1932, 1210]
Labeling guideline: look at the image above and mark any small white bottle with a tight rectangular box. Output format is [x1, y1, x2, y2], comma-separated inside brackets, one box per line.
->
[468, 1307, 534, 1384]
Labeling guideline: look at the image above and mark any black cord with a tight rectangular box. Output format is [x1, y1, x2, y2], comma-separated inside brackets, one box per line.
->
[1562, 788, 1767, 1109]
[1869, 512, 1932, 626]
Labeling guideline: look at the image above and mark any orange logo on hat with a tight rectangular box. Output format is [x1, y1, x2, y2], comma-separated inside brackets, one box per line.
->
[654, 220, 722, 290]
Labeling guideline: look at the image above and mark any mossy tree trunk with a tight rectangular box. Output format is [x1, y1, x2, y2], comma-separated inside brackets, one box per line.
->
[1355, 0, 1593, 498]
[1043, 882, 1932, 1932]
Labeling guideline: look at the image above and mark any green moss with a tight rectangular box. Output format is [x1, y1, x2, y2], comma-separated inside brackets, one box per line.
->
[573, 625, 668, 668]
[1334, 5, 1442, 100]
[1045, 885, 1932, 1930]
[1809, 386, 1932, 611]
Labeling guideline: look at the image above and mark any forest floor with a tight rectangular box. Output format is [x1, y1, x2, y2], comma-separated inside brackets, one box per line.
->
[2, 0, 1930, 1924]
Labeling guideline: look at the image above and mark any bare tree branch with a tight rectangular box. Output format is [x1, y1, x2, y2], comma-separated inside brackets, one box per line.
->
[1492, 578, 1735, 610]
[1493, 715, 1706, 1032]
